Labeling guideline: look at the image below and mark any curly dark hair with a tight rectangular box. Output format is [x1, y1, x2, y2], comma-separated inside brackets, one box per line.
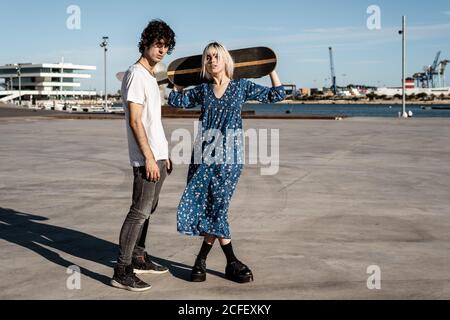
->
[138, 19, 176, 55]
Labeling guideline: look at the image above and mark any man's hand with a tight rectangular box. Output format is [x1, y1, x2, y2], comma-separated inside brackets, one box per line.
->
[166, 159, 172, 175]
[145, 158, 160, 182]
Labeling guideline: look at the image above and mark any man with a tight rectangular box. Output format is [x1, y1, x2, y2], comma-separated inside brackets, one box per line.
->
[111, 19, 175, 292]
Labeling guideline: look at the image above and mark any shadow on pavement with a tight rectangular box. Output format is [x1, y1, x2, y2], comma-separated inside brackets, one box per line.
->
[0, 207, 225, 286]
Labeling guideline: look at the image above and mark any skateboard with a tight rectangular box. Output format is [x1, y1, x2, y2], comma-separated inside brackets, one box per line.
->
[167, 46, 277, 87]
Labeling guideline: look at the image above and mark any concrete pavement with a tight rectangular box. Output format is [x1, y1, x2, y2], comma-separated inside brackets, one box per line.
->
[0, 116, 449, 299]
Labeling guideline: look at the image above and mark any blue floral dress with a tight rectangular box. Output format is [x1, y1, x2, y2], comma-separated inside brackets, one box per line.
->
[168, 79, 285, 239]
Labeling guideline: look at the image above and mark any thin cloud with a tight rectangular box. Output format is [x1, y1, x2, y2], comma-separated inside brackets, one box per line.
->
[302, 27, 356, 33]
[232, 26, 285, 32]
[296, 58, 328, 63]
[343, 60, 383, 65]
[222, 22, 450, 50]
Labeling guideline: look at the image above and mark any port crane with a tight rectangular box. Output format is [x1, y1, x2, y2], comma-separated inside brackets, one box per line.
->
[429, 51, 441, 87]
[437, 59, 449, 87]
[412, 51, 449, 88]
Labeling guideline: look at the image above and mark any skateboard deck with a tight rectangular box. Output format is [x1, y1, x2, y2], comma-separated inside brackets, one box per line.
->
[167, 46, 277, 87]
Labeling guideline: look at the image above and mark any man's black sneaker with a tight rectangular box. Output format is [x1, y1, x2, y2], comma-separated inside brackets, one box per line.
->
[132, 252, 169, 275]
[110, 264, 152, 292]
[225, 260, 254, 283]
[190, 257, 207, 282]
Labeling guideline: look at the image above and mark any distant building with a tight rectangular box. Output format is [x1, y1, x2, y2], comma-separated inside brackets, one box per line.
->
[300, 88, 311, 96]
[0, 62, 96, 103]
[340, 87, 363, 97]
[376, 87, 450, 96]
[406, 77, 415, 89]
[310, 88, 322, 96]
[282, 84, 297, 98]
[375, 76, 450, 96]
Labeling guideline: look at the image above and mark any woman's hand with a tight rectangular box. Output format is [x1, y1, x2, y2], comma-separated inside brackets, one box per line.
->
[175, 85, 185, 92]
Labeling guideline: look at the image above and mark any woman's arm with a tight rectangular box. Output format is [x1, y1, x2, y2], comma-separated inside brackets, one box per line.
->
[269, 70, 282, 87]
[168, 85, 203, 109]
[243, 73, 286, 104]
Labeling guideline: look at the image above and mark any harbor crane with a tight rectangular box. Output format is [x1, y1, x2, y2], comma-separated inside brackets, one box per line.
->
[412, 51, 449, 88]
[437, 59, 449, 87]
[429, 51, 441, 87]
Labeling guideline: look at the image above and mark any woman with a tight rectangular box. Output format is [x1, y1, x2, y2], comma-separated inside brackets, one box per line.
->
[168, 42, 285, 283]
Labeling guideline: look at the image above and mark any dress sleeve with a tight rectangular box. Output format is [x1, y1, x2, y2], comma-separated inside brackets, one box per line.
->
[168, 85, 203, 109]
[243, 79, 286, 103]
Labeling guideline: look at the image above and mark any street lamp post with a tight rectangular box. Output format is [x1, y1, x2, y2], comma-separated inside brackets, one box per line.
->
[100, 36, 109, 112]
[16, 64, 22, 106]
[398, 16, 408, 118]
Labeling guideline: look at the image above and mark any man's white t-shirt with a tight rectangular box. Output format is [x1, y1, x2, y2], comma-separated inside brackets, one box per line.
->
[122, 63, 169, 167]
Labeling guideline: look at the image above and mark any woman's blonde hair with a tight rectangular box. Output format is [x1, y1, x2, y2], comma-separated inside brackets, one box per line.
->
[201, 42, 234, 80]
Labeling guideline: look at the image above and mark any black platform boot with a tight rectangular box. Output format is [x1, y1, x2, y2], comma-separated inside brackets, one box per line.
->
[190, 257, 207, 282]
[225, 260, 254, 283]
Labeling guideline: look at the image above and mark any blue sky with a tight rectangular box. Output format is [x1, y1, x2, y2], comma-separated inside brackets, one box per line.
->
[1, 0, 450, 93]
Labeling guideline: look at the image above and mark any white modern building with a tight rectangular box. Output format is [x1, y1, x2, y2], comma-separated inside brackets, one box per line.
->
[0, 62, 96, 103]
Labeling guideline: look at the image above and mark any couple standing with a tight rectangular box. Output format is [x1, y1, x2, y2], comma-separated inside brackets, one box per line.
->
[111, 19, 285, 292]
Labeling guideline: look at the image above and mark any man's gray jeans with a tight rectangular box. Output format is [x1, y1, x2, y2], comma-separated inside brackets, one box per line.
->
[117, 160, 167, 266]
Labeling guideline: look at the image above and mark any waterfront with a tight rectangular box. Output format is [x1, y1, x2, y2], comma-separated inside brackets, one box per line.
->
[246, 103, 450, 118]
[4, 101, 450, 119]
[108, 101, 450, 118]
